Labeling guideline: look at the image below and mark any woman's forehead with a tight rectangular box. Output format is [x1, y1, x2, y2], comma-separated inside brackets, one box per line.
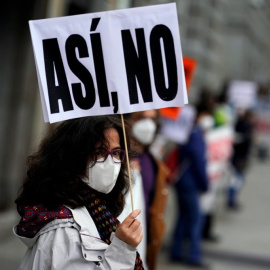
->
[95, 128, 120, 149]
[131, 110, 157, 121]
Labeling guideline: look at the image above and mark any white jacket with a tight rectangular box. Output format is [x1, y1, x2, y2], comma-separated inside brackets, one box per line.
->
[13, 206, 137, 270]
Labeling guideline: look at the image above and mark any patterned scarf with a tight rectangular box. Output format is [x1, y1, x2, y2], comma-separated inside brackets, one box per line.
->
[17, 204, 73, 238]
[84, 192, 144, 270]
[17, 196, 144, 269]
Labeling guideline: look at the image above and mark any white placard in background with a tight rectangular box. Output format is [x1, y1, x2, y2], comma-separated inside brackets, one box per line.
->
[29, 4, 187, 123]
[205, 125, 234, 182]
[228, 80, 258, 109]
[201, 125, 234, 213]
[160, 105, 196, 144]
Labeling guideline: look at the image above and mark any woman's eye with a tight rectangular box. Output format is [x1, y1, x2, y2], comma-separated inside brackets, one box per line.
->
[95, 151, 103, 157]
[113, 151, 121, 158]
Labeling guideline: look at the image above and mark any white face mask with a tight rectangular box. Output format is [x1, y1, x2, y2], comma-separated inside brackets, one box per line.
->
[132, 118, 157, 145]
[83, 156, 121, 194]
[198, 116, 214, 131]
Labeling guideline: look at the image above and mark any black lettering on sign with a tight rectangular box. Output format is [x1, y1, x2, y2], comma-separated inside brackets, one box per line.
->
[111, 92, 119, 113]
[90, 18, 101, 32]
[90, 17, 110, 107]
[121, 29, 152, 105]
[43, 38, 73, 114]
[150, 24, 178, 101]
[66, 34, 96, 110]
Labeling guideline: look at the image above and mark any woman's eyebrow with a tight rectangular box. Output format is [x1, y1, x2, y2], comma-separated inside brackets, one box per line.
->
[112, 146, 121, 150]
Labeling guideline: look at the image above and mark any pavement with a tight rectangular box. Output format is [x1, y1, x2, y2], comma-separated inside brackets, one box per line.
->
[0, 156, 270, 270]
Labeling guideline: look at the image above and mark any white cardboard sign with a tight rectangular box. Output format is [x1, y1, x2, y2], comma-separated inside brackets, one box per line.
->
[228, 80, 258, 109]
[160, 105, 196, 144]
[200, 126, 234, 213]
[29, 4, 187, 123]
[205, 126, 234, 182]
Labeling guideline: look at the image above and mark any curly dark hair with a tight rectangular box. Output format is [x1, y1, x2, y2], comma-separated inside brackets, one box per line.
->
[15, 115, 133, 217]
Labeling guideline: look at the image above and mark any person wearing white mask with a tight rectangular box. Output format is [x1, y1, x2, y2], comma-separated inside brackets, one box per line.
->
[197, 114, 215, 132]
[170, 105, 210, 268]
[127, 110, 169, 270]
[132, 117, 157, 146]
[14, 115, 144, 270]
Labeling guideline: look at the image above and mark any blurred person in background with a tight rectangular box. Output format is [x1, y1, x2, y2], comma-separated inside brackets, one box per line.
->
[213, 83, 234, 128]
[201, 87, 234, 242]
[197, 110, 218, 243]
[170, 103, 209, 268]
[254, 84, 270, 161]
[14, 116, 144, 270]
[194, 89, 220, 243]
[227, 109, 255, 210]
[126, 110, 169, 270]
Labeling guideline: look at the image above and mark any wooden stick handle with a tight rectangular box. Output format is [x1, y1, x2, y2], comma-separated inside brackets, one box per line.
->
[120, 114, 134, 212]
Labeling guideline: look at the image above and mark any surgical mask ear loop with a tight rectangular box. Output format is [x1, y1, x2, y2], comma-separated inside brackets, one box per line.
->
[120, 114, 134, 212]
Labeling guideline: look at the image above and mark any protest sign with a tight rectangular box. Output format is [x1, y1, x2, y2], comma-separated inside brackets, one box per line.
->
[205, 126, 234, 181]
[160, 105, 196, 144]
[29, 3, 187, 123]
[227, 80, 258, 109]
[201, 125, 234, 213]
[160, 56, 196, 120]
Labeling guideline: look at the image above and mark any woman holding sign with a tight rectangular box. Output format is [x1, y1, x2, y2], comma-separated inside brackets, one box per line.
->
[14, 116, 144, 270]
